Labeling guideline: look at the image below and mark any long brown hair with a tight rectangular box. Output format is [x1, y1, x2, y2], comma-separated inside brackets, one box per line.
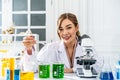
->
[57, 13, 80, 39]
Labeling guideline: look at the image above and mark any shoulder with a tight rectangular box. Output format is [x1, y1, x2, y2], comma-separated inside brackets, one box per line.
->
[40, 41, 61, 51]
[45, 41, 61, 49]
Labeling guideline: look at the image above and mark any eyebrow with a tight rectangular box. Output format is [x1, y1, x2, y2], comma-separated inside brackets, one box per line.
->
[66, 24, 72, 27]
[59, 24, 72, 28]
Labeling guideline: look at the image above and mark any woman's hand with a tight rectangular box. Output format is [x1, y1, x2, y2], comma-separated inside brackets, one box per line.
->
[64, 68, 73, 73]
[23, 36, 36, 50]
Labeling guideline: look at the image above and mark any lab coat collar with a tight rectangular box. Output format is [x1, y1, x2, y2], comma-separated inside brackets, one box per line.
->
[57, 40, 86, 68]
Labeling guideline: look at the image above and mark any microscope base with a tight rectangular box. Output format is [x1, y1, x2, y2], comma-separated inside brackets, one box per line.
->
[76, 68, 98, 78]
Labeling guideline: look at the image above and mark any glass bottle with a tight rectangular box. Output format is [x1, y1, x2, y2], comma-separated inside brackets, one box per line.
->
[99, 56, 114, 80]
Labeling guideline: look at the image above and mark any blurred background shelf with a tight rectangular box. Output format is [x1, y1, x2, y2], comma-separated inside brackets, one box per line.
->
[0, 34, 39, 58]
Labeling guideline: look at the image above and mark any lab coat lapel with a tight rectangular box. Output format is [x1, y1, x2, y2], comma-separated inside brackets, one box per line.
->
[74, 44, 85, 66]
[57, 41, 70, 68]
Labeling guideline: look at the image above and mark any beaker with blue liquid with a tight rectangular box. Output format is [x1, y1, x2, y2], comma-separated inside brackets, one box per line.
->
[99, 56, 114, 80]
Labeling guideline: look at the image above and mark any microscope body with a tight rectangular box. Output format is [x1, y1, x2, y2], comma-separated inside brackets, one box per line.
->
[76, 48, 98, 78]
[76, 34, 98, 78]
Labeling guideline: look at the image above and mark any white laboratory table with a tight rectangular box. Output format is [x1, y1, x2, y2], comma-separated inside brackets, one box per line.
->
[0, 73, 98, 80]
[34, 73, 98, 80]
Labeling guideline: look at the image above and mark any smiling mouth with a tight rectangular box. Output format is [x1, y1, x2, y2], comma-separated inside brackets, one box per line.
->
[62, 36, 71, 40]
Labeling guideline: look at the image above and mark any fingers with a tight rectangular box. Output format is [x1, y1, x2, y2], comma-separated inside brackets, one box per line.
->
[64, 68, 73, 73]
[22, 36, 36, 48]
[23, 36, 34, 40]
[23, 39, 36, 44]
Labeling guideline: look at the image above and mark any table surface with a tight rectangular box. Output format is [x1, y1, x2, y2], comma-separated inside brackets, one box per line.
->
[0, 73, 98, 80]
[34, 73, 98, 80]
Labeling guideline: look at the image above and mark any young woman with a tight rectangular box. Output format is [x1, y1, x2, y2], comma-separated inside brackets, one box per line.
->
[22, 13, 103, 73]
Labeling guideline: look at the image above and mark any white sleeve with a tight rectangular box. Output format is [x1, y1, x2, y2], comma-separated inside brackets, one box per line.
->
[37, 43, 58, 64]
[37, 44, 50, 62]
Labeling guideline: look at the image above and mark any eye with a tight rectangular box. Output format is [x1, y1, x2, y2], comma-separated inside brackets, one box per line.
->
[59, 28, 63, 31]
[67, 26, 72, 29]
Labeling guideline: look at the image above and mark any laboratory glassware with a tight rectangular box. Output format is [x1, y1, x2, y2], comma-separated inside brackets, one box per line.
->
[99, 56, 114, 80]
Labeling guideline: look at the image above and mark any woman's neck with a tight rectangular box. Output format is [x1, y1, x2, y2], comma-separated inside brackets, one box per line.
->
[64, 38, 77, 68]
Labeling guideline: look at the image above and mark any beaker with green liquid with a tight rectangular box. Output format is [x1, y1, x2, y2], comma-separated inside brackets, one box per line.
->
[52, 63, 64, 78]
[39, 64, 50, 78]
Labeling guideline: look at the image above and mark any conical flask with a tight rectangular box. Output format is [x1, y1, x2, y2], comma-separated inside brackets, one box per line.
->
[99, 56, 114, 80]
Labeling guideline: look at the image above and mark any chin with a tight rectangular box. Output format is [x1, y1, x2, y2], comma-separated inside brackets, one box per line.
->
[63, 40, 71, 44]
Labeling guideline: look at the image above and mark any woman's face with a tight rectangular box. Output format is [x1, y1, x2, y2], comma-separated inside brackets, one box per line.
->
[58, 19, 78, 44]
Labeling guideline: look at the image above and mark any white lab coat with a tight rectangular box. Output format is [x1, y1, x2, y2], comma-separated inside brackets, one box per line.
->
[37, 40, 103, 73]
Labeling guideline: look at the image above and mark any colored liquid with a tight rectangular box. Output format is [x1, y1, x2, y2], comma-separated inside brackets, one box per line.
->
[6, 69, 10, 80]
[52, 64, 64, 78]
[116, 68, 120, 79]
[100, 72, 114, 80]
[6, 69, 20, 80]
[2, 62, 7, 77]
[6, 70, 14, 80]
[39, 64, 50, 78]
[20, 72, 34, 80]
[14, 69, 20, 80]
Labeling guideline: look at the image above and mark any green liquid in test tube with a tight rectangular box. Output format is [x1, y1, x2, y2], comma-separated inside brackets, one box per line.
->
[39, 64, 50, 78]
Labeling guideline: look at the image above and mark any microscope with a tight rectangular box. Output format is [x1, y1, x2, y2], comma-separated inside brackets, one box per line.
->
[76, 35, 98, 78]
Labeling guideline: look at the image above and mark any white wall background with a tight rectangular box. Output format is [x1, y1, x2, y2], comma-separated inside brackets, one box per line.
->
[47, 0, 83, 42]
[86, 0, 120, 76]
[88, 0, 120, 54]
[48, 0, 120, 56]
[47, 0, 120, 75]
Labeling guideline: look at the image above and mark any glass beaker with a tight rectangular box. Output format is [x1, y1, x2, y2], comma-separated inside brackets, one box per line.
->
[52, 63, 64, 78]
[38, 63, 50, 78]
[99, 56, 114, 80]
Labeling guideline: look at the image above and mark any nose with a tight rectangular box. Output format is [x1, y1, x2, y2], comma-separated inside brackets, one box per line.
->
[62, 29, 68, 35]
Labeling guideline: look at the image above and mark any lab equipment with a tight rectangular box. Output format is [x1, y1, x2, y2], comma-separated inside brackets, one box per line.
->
[20, 72, 34, 80]
[6, 58, 15, 80]
[1, 58, 8, 77]
[116, 61, 120, 79]
[52, 63, 64, 78]
[6, 69, 10, 80]
[76, 49, 98, 78]
[14, 69, 20, 80]
[39, 64, 50, 78]
[76, 34, 98, 78]
[21, 59, 35, 72]
[99, 57, 114, 80]
[6, 58, 21, 80]
[6, 69, 20, 80]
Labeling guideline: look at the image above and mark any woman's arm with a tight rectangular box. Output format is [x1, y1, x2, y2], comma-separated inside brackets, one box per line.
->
[23, 36, 36, 55]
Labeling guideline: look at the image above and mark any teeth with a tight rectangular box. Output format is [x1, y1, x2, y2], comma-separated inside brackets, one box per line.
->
[63, 36, 68, 38]
[63, 35, 70, 38]
[63, 37, 69, 38]
[63, 36, 70, 40]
